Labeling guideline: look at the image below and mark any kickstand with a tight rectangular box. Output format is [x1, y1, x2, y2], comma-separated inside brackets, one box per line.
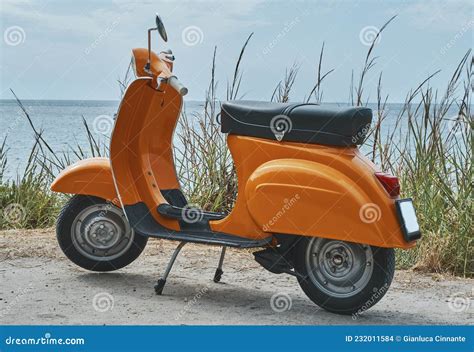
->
[155, 241, 186, 295]
[213, 246, 226, 283]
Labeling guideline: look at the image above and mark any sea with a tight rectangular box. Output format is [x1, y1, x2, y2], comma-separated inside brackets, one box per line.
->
[0, 99, 462, 180]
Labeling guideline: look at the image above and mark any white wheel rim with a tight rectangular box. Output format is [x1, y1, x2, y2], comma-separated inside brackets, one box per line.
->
[71, 203, 134, 261]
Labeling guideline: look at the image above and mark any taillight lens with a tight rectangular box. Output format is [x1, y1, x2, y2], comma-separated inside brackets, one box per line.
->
[375, 172, 400, 197]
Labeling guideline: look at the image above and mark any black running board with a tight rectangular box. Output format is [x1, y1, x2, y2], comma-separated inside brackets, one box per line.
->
[157, 203, 226, 221]
[124, 202, 271, 248]
[145, 230, 271, 248]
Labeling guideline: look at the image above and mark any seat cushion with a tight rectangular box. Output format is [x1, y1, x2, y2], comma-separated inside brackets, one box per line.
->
[220, 101, 372, 146]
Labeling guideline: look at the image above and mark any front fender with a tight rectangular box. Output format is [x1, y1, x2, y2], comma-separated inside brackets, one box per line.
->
[51, 157, 118, 203]
[245, 158, 412, 249]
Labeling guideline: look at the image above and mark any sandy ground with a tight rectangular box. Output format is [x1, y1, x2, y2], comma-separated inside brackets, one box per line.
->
[0, 228, 472, 325]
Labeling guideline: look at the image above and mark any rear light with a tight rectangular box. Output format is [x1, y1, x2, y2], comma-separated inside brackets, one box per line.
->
[375, 172, 400, 197]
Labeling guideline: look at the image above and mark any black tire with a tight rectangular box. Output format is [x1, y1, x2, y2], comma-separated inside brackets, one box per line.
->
[56, 195, 148, 272]
[294, 237, 395, 315]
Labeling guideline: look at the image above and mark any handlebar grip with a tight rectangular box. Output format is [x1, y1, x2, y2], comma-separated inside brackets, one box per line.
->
[168, 76, 188, 96]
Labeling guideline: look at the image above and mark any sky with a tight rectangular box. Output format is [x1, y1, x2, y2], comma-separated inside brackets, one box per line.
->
[0, 0, 472, 102]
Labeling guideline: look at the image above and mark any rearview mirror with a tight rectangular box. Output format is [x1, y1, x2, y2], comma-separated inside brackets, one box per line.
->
[155, 14, 168, 42]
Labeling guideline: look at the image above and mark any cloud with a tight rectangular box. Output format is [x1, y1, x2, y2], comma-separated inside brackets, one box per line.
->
[1, 0, 270, 46]
[1, 0, 125, 39]
[392, 0, 472, 32]
[107, 0, 270, 33]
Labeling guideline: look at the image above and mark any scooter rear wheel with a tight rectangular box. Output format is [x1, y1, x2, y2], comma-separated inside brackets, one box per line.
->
[295, 237, 395, 315]
[56, 195, 148, 272]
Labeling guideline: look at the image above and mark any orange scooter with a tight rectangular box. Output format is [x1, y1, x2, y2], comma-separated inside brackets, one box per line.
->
[51, 15, 421, 315]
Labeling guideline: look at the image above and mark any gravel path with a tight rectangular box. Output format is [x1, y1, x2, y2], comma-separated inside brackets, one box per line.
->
[0, 229, 472, 325]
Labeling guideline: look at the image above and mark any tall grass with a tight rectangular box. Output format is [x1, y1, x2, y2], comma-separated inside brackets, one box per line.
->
[174, 47, 235, 212]
[0, 19, 471, 276]
[0, 91, 108, 229]
[383, 54, 473, 276]
[0, 137, 62, 229]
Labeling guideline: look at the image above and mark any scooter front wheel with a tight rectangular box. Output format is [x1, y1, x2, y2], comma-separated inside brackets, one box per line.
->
[295, 237, 395, 315]
[56, 195, 148, 272]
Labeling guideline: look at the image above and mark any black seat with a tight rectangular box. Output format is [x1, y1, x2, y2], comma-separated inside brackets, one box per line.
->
[220, 101, 372, 146]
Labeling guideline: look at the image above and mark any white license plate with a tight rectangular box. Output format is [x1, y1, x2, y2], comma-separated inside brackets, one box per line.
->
[396, 199, 421, 241]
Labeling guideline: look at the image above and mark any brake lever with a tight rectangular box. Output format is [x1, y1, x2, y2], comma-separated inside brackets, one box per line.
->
[156, 77, 167, 91]
[159, 50, 175, 63]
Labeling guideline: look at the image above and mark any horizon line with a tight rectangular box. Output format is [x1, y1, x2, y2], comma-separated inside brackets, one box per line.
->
[0, 98, 417, 105]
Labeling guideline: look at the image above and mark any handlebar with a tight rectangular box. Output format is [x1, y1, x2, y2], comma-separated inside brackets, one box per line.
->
[168, 76, 188, 96]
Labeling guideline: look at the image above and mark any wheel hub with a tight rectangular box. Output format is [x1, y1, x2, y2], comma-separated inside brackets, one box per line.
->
[85, 219, 120, 249]
[305, 238, 373, 298]
[72, 204, 134, 261]
[324, 245, 354, 278]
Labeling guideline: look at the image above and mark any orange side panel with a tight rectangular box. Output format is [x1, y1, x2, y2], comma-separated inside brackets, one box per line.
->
[245, 159, 410, 249]
[50, 157, 119, 204]
[211, 135, 412, 249]
[110, 77, 182, 231]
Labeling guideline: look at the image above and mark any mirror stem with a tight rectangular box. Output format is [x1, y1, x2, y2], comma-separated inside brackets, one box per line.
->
[145, 28, 155, 74]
